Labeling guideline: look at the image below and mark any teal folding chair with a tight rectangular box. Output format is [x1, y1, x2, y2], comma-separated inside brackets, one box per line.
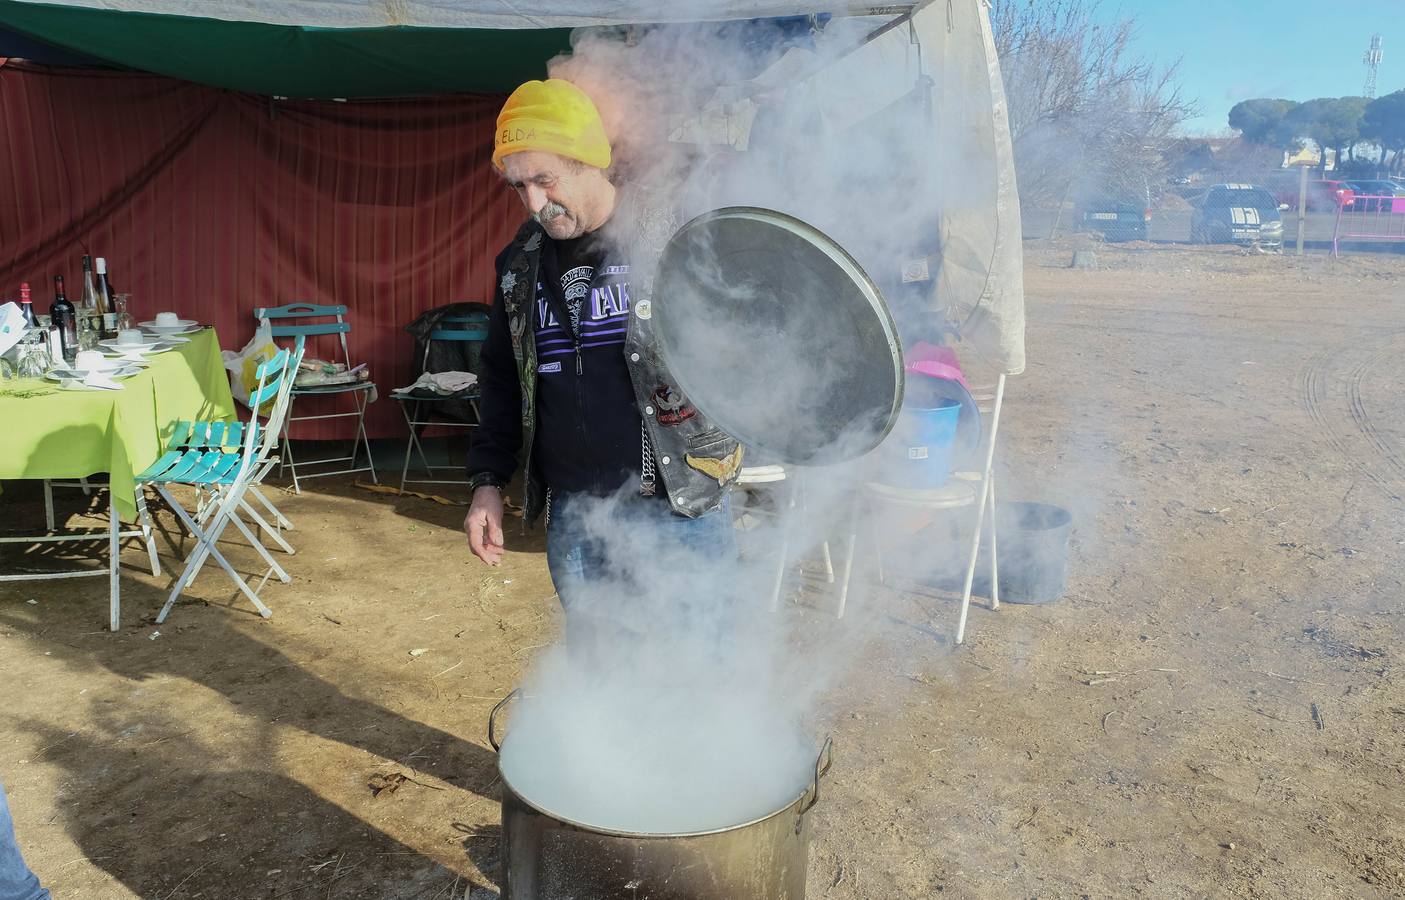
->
[254, 303, 377, 493]
[165, 336, 307, 554]
[392, 309, 488, 493]
[138, 342, 302, 622]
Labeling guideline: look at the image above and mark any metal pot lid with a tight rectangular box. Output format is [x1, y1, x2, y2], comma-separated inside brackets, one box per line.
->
[653, 207, 904, 466]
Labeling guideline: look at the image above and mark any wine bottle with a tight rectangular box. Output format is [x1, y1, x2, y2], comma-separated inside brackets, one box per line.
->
[94, 257, 113, 316]
[18, 282, 37, 329]
[81, 256, 100, 311]
[50, 274, 78, 363]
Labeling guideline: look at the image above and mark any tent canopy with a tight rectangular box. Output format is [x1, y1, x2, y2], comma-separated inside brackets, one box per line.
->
[0, 0, 1023, 374]
[0, 1, 897, 95]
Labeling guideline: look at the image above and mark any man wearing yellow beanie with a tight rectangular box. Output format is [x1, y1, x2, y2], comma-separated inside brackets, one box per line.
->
[464, 79, 742, 646]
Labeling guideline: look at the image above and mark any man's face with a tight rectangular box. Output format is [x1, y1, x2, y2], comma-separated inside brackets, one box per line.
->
[501, 150, 612, 240]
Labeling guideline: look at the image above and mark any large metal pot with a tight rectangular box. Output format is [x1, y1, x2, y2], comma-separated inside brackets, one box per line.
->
[488, 691, 833, 900]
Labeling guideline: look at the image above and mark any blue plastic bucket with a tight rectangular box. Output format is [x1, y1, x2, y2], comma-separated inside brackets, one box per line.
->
[883, 399, 962, 487]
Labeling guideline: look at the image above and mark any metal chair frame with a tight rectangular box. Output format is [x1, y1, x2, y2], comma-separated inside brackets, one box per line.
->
[168, 336, 308, 555]
[836, 373, 1006, 645]
[733, 465, 834, 610]
[139, 342, 303, 623]
[392, 312, 488, 493]
[254, 303, 377, 493]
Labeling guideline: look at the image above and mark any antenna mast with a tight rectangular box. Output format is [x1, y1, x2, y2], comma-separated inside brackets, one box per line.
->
[1363, 34, 1383, 99]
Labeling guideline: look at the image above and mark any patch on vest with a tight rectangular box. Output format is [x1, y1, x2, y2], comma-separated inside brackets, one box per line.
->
[685, 445, 745, 485]
[634, 299, 652, 320]
[652, 383, 696, 426]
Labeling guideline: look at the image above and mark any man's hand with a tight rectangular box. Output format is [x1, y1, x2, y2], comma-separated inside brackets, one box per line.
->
[464, 486, 506, 565]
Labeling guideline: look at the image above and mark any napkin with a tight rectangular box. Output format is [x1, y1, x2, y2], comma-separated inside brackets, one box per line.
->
[0, 302, 25, 357]
[82, 370, 123, 390]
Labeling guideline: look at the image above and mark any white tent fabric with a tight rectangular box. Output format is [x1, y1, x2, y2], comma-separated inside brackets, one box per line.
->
[797, 2, 1024, 374]
[666, 1, 1025, 373]
[9, 0, 910, 29]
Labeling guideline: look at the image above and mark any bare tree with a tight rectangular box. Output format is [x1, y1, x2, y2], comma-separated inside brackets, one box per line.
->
[991, 0, 1196, 205]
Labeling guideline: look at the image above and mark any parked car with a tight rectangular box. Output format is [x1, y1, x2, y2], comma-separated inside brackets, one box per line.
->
[1271, 177, 1355, 211]
[1079, 195, 1151, 241]
[1191, 184, 1284, 248]
[1343, 180, 1405, 213]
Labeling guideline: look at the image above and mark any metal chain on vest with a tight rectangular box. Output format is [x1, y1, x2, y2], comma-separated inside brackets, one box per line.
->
[640, 421, 656, 497]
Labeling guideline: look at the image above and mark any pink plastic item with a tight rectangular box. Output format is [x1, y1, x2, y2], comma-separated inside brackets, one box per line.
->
[904, 341, 968, 388]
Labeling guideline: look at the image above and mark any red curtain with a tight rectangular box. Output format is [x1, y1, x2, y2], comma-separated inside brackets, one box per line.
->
[0, 62, 521, 438]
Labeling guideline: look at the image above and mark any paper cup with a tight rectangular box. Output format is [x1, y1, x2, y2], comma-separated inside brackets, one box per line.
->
[117, 329, 146, 346]
[155, 312, 181, 326]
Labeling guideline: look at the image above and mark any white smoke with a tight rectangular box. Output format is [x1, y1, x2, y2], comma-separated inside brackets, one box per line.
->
[497, 10, 1011, 834]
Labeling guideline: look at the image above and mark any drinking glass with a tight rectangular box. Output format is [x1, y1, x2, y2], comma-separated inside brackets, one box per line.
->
[79, 313, 102, 351]
[17, 340, 49, 379]
[113, 294, 134, 332]
[0, 357, 15, 381]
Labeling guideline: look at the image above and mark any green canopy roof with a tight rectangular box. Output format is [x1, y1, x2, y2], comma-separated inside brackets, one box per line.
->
[0, 0, 573, 95]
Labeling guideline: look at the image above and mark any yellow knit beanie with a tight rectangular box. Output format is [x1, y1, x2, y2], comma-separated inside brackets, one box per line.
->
[493, 79, 612, 171]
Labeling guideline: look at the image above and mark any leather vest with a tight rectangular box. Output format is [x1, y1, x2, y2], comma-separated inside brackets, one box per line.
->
[498, 219, 743, 526]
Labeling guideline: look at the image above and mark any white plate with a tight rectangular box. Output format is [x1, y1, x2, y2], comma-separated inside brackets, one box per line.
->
[99, 338, 177, 352]
[53, 355, 145, 374]
[139, 320, 202, 335]
[99, 337, 172, 352]
[104, 345, 177, 358]
[46, 364, 144, 382]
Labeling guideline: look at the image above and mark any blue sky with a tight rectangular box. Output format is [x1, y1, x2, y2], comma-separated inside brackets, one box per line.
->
[1094, 1, 1404, 135]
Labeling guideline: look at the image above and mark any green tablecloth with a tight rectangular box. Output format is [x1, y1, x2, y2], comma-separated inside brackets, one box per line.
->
[0, 329, 236, 519]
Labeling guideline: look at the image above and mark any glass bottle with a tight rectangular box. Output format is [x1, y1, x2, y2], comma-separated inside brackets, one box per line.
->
[113, 294, 134, 332]
[50, 275, 78, 364]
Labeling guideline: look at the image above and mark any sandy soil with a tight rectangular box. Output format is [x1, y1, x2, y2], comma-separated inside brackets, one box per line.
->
[2, 241, 1404, 899]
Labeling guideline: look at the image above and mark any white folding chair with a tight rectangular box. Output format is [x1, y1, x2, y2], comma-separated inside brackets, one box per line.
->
[138, 341, 303, 623]
[734, 465, 834, 610]
[836, 373, 1007, 644]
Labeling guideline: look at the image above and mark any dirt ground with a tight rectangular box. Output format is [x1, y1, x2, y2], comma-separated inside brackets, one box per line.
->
[3, 241, 1404, 899]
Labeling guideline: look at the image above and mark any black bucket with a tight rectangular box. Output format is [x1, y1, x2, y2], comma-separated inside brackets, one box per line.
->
[993, 501, 1071, 604]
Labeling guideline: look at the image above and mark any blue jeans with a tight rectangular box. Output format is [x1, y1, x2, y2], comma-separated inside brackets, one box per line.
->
[0, 783, 49, 900]
[545, 491, 737, 652]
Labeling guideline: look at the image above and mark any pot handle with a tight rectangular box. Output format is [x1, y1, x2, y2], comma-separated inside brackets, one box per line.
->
[488, 688, 521, 753]
[798, 736, 834, 817]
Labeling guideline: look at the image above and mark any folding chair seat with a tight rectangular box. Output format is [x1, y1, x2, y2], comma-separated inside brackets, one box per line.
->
[392, 307, 489, 493]
[253, 303, 377, 493]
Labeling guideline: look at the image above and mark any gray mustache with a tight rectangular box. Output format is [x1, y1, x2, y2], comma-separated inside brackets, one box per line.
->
[535, 201, 569, 224]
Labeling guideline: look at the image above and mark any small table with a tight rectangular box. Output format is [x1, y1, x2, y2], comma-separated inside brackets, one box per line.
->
[0, 329, 237, 629]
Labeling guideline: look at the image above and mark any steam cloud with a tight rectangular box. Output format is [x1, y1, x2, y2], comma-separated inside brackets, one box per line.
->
[497, 11, 999, 833]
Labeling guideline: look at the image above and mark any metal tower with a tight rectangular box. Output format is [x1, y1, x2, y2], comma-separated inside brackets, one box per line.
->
[1364, 34, 1383, 99]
